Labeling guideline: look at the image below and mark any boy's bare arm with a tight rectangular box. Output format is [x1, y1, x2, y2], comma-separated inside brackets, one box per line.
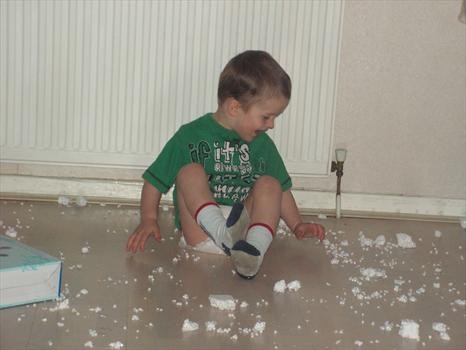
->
[140, 180, 161, 223]
[126, 181, 162, 252]
[280, 190, 325, 241]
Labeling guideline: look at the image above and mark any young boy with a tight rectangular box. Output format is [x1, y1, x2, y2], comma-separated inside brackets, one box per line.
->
[126, 50, 326, 279]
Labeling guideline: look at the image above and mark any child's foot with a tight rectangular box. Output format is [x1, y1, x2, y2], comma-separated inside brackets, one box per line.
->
[222, 203, 249, 255]
[230, 240, 263, 279]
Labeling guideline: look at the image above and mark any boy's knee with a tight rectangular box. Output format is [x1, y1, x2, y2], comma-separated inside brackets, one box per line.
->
[253, 175, 281, 192]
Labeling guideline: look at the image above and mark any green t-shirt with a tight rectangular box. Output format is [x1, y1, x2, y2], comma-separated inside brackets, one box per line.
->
[143, 113, 292, 228]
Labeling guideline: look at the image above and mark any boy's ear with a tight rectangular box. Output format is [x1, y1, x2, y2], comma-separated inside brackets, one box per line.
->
[225, 97, 242, 117]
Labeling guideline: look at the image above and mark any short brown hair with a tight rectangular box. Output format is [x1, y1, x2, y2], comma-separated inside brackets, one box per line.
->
[217, 50, 291, 110]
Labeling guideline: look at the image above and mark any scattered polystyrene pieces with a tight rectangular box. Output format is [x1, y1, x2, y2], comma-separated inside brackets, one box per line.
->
[7, 202, 466, 347]
[396, 233, 416, 248]
[287, 280, 301, 292]
[5, 227, 17, 238]
[253, 321, 266, 334]
[75, 196, 88, 207]
[358, 232, 386, 248]
[182, 319, 199, 332]
[359, 268, 387, 281]
[373, 235, 386, 246]
[84, 341, 94, 348]
[273, 280, 301, 293]
[273, 280, 287, 293]
[108, 341, 124, 349]
[58, 196, 71, 206]
[380, 321, 394, 332]
[398, 320, 419, 341]
[49, 298, 70, 312]
[460, 217, 466, 229]
[208, 294, 236, 311]
[432, 322, 450, 341]
[205, 321, 217, 331]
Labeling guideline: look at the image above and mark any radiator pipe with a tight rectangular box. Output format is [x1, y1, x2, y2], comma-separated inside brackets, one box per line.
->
[331, 149, 347, 219]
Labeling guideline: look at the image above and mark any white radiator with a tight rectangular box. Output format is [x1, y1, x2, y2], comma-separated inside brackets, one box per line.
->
[0, 0, 343, 175]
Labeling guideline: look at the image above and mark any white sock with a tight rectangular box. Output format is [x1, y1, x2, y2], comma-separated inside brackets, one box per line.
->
[245, 223, 273, 256]
[195, 202, 229, 247]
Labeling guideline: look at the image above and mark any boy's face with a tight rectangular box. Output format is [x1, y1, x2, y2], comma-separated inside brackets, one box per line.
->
[234, 95, 289, 143]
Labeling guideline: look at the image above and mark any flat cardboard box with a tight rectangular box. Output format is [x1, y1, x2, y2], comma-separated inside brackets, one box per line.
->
[0, 235, 62, 309]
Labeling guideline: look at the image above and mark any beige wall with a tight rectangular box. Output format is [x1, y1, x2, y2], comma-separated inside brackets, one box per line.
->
[296, 0, 466, 200]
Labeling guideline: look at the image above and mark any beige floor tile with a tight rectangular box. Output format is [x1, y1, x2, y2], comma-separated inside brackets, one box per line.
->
[0, 200, 465, 350]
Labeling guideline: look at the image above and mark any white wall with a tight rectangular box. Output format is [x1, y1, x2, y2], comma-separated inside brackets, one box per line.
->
[295, 0, 466, 201]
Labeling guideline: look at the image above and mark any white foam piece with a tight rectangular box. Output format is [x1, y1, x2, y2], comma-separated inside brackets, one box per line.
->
[360, 268, 386, 280]
[439, 332, 450, 341]
[108, 341, 125, 349]
[399, 320, 419, 341]
[108, 341, 124, 349]
[460, 217, 466, 229]
[89, 306, 102, 313]
[75, 196, 88, 207]
[287, 280, 301, 292]
[253, 321, 266, 334]
[205, 321, 217, 331]
[81, 247, 89, 254]
[432, 322, 447, 333]
[434, 230, 442, 238]
[58, 196, 71, 206]
[216, 327, 231, 334]
[209, 294, 236, 311]
[179, 236, 225, 255]
[5, 227, 17, 238]
[374, 235, 386, 246]
[182, 319, 199, 332]
[84, 341, 94, 348]
[396, 233, 416, 248]
[49, 298, 70, 311]
[273, 280, 287, 293]
[380, 321, 394, 332]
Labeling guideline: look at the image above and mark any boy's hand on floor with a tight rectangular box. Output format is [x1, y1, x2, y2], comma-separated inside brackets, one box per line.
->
[294, 223, 326, 241]
[126, 219, 161, 253]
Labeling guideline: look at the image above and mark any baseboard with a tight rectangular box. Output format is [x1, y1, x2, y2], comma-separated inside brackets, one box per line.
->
[1, 175, 465, 221]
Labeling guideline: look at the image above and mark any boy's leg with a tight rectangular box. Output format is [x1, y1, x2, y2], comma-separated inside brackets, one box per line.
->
[177, 189, 212, 247]
[176, 163, 248, 253]
[230, 175, 282, 279]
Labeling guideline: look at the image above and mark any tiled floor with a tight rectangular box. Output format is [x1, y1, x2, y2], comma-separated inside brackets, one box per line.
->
[0, 199, 465, 350]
